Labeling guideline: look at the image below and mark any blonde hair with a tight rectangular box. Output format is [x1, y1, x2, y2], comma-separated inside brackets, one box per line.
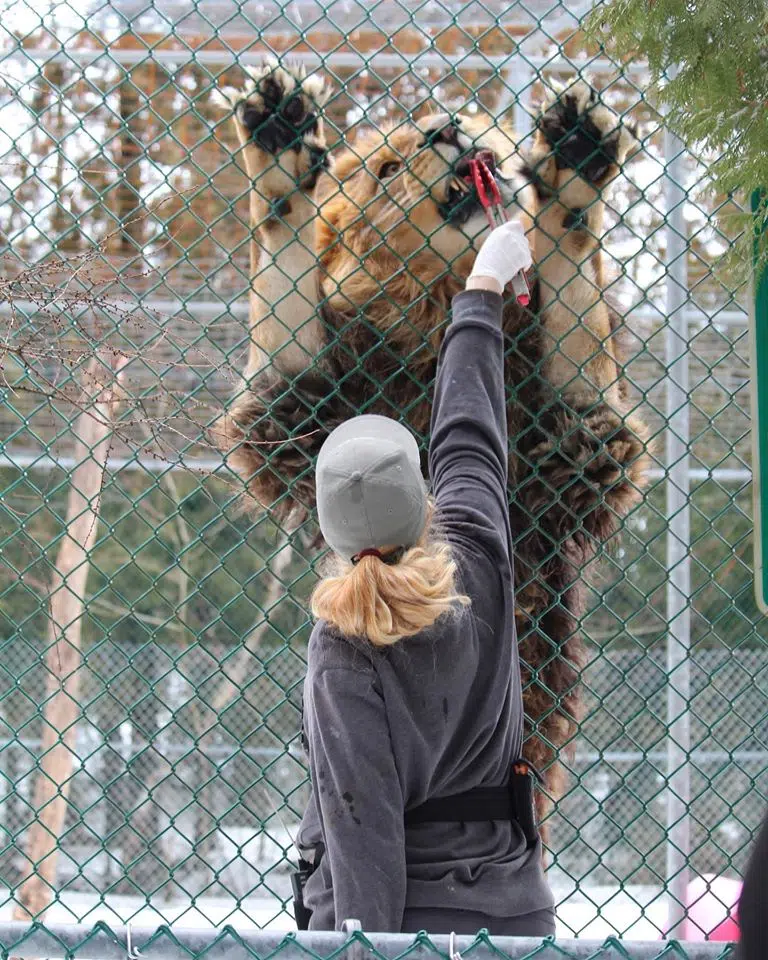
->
[311, 522, 470, 647]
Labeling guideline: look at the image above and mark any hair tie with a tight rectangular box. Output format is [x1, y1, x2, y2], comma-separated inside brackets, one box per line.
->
[352, 547, 407, 566]
[353, 548, 385, 564]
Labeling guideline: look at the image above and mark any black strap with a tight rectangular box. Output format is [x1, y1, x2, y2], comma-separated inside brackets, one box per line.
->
[405, 787, 514, 825]
[404, 761, 539, 848]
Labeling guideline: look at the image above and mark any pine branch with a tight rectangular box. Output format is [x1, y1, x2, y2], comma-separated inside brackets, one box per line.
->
[587, 0, 768, 273]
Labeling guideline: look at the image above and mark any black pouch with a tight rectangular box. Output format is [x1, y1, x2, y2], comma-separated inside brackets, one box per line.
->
[291, 844, 324, 931]
[291, 860, 316, 930]
[510, 759, 539, 847]
[291, 860, 314, 931]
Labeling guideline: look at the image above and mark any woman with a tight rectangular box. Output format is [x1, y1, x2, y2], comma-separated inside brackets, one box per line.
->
[294, 220, 555, 936]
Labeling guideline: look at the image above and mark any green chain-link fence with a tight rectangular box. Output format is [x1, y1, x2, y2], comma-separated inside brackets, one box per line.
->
[0, 0, 762, 950]
[0, 922, 741, 960]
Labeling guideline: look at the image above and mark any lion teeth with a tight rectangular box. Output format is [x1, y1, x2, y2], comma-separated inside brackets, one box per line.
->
[451, 176, 470, 194]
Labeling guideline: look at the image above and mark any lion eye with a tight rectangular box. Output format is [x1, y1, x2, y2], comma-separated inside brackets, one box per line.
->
[379, 161, 403, 179]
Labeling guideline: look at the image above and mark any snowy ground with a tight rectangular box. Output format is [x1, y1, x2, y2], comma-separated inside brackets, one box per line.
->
[0, 884, 671, 940]
[0, 830, 740, 942]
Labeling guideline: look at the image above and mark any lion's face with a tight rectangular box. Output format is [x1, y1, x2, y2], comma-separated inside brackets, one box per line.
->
[316, 112, 535, 303]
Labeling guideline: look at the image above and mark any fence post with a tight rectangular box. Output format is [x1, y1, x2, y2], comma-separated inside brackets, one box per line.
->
[495, 58, 533, 140]
[663, 122, 692, 937]
[513, 70, 533, 142]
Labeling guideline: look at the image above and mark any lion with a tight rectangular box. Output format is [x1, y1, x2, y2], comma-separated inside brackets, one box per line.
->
[212, 61, 650, 839]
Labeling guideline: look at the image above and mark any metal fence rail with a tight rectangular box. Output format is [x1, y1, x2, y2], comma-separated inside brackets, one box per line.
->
[0, 924, 738, 960]
[0, 0, 763, 947]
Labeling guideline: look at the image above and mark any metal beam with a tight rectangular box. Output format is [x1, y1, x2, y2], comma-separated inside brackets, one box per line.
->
[1, 738, 761, 764]
[0, 922, 737, 960]
[0, 46, 648, 78]
[0, 299, 748, 328]
[0, 452, 752, 484]
[663, 118, 692, 940]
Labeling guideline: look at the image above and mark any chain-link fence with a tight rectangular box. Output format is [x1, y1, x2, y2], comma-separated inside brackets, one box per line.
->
[0, 0, 762, 950]
[0, 923, 741, 960]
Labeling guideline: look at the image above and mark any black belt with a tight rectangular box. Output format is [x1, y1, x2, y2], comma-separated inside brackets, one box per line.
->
[404, 759, 539, 847]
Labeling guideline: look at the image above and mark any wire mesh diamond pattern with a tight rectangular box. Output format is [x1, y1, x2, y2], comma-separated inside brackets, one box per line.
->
[0, 0, 762, 950]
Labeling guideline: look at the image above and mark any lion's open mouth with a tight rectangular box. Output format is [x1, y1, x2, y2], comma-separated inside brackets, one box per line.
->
[439, 148, 497, 225]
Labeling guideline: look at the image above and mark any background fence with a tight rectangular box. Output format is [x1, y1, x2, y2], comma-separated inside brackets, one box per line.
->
[0, 0, 763, 948]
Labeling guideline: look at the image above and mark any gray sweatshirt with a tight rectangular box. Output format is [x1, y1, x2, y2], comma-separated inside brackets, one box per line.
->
[297, 289, 554, 932]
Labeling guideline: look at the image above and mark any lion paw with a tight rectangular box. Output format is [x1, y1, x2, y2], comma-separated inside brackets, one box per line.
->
[215, 58, 330, 188]
[520, 405, 648, 541]
[526, 79, 638, 194]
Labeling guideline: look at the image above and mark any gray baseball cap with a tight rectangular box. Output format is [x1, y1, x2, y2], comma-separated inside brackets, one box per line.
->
[316, 414, 428, 561]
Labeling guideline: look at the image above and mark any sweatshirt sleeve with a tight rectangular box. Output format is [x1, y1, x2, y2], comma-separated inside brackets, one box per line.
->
[304, 664, 406, 933]
[429, 288, 511, 558]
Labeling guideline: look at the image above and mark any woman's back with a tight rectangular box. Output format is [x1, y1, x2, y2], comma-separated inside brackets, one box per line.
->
[298, 287, 552, 932]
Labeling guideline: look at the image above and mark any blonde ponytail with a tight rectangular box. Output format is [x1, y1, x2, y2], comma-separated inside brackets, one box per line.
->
[311, 525, 470, 646]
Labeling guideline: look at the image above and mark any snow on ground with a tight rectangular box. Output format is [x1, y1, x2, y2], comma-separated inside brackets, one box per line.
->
[0, 885, 670, 940]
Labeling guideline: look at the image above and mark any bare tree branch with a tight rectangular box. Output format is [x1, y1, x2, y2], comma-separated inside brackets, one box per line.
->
[12, 354, 128, 922]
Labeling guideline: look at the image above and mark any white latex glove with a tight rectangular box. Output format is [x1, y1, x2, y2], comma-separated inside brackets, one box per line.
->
[468, 220, 533, 289]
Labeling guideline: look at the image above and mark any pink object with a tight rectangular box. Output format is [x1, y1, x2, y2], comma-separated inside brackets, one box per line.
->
[678, 874, 741, 942]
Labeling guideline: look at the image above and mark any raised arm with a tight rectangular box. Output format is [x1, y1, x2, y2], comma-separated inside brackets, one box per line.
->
[428, 221, 532, 556]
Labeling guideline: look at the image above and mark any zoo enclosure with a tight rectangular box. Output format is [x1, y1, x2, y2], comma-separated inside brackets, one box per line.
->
[0, 0, 763, 949]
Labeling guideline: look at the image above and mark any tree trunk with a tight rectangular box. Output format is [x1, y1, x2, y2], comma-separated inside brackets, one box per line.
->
[12, 356, 126, 921]
[114, 74, 144, 253]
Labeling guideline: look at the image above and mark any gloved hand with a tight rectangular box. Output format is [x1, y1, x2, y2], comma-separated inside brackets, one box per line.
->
[468, 220, 533, 290]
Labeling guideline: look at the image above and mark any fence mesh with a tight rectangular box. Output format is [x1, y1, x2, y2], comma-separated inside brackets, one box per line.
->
[0, 923, 741, 960]
[0, 0, 762, 948]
